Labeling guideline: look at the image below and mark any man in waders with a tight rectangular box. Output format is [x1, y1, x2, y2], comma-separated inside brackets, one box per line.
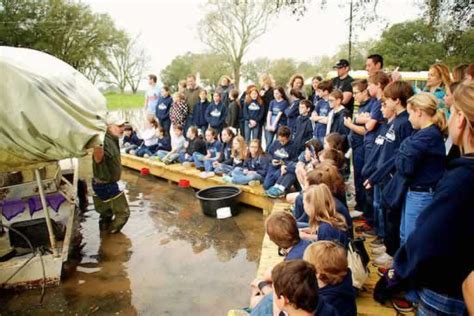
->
[92, 114, 130, 234]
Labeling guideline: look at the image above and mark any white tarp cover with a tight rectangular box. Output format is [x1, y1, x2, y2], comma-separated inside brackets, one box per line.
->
[0, 46, 107, 172]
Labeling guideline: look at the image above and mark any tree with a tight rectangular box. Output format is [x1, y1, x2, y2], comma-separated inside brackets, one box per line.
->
[124, 36, 150, 94]
[193, 53, 233, 90]
[160, 53, 194, 91]
[0, 0, 123, 80]
[198, 0, 274, 89]
[241, 57, 272, 84]
[269, 58, 298, 87]
[371, 19, 445, 71]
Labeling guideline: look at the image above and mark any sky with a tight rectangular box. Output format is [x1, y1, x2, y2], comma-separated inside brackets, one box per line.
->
[84, 0, 422, 76]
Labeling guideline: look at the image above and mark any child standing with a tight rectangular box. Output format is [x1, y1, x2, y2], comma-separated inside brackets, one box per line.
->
[327, 90, 350, 152]
[169, 92, 188, 145]
[155, 86, 173, 135]
[205, 92, 227, 136]
[265, 87, 289, 148]
[264, 126, 298, 198]
[311, 80, 333, 145]
[179, 126, 206, 164]
[396, 93, 446, 245]
[243, 87, 265, 142]
[293, 99, 314, 153]
[284, 89, 304, 136]
[300, 183, 349, 247]
[192, 89, 210, 135]
[225, 89, 241, 132]
[229, 139, 268, 185]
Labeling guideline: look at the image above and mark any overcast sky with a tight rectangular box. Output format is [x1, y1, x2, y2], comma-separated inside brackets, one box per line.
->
[85, 0, 422, 75]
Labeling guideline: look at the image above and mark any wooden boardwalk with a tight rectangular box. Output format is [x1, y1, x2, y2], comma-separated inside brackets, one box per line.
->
[121, 154, 277, 214]
[257, 202, 409, 316]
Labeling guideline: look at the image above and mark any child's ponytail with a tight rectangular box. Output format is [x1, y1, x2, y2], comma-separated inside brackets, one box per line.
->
[433, 109, 448, 135]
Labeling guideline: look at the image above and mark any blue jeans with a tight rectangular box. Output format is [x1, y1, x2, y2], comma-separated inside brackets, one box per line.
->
[136, 144, 158, 157]
[244, 121, 261, 143]
[231, 167, 262, 185]
[263, 165, 281, 190]
[250, 293, 273, 316]
[155, 150, 170, 159]
[264, 129, 275, 150]
[179, 152, 193, 163]
[204, 157, 219, 172]
[373, 184, 385, 238]
[400, 190, 433, 245]
[158, 118, 171, 136]
[192, 152, 206, 168]
[417, 288, 467, 315]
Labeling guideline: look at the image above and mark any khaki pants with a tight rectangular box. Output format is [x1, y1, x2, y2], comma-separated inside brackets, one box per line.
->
[93, 192, 130, 232]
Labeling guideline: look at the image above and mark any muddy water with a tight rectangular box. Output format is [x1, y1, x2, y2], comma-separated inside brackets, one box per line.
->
[0, 159, 265, 315]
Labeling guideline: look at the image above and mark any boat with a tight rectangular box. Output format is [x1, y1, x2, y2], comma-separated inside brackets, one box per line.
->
[0, 46, 107, 289]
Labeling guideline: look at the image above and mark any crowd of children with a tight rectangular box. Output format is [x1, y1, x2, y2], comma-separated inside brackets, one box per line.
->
[123, 59, 474, 315]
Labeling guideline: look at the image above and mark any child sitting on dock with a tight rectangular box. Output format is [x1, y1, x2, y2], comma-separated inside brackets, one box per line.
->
[304, 241, 357, 316]
[122, 125, 142, 154]
[154, 126, 171, 152]
[153, 125, 186, 164]
[227, 139, 268, 186]
[300, 183, 349, 247]
[213, 135, 247, 178]
[200, 127, 235, 178]
[134, 115, 159, 157]
[179, 126, 206, 165]
[193, 128, 222, 172]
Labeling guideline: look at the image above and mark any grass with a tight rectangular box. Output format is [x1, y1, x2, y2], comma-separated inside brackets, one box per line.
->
[105, 92, 145, 110]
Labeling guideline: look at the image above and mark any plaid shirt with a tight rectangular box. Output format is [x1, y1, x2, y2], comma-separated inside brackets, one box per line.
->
[170, 100, 188, 127]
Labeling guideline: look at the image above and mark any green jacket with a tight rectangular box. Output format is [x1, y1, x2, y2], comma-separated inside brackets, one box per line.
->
[92, 132, 121, 183]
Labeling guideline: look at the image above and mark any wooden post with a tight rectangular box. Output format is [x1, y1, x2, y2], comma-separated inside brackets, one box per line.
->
[35, 169, 59, 257]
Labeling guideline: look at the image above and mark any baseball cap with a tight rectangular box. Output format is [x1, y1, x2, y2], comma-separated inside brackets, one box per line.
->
[105, 112, 128, 126]
[333, 59, 350, 69]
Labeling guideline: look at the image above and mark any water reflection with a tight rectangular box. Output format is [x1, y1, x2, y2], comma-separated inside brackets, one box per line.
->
[1, 157, 264, 315]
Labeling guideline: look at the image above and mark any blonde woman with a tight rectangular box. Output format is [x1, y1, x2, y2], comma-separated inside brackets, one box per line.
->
[300, 183, 348, 247]
[424, 63, 452, 113]
[374, 81, 474, 315]
[287, 74, 307, 101]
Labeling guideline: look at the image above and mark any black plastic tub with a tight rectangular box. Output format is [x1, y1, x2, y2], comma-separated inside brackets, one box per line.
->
[196, 185, 242, 218]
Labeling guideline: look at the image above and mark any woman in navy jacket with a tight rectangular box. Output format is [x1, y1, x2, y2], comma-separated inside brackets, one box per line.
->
[374, 82, 474, 315]
[243, 86, 265, 142]
[395, 93, 446, 245]
[205, 92, 227, 136]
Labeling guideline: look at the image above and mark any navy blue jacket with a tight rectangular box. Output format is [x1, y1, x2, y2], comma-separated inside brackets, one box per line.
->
[392, 156, 474, 299]
[330, 108, 351, 152]
[348, 99, 371, 149]
[186, 137, 206, 155]
[284, 99, 300, 134]
[317, 222, 349, 248]
[243, 101, 265, 122]
[218, 140, 233, 163]
[313, 99, 331, 140]
[293, 115, 314, 153]
[319, 270, 357, 316]
[243, 154, 269, 178]
[268, 139, 298, 165]
[205, 102, 227, 129]
[156, 136, 171, 151]
[363, 98, 384, 148]
[192, 100, 209, 127]
[285, 239, 312, 260]
[123, 131, 142, 147]
[155, 95, 173, 120]
[363, 111, 413, 184]
[268, 99, 289, 127]
[395, 125, 445, 188]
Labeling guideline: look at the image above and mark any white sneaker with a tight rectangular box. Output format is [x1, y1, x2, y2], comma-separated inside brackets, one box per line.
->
[199, 172, 208, 178]
[182, 161, 191, 167]
[371, 246, 387, 256]
[350, 210, 363, 218]
[129, 150, 136, 155]
[374, 253, 393, 267]
[143, 153, 150, 158]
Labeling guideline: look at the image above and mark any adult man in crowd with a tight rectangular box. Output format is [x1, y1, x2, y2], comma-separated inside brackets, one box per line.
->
[184, 74, 202, 132]
[366, 54, 384, 77]
[332, 59, 354, 117]
[144, 74, 160, 115]
[92, 113, 130, 234]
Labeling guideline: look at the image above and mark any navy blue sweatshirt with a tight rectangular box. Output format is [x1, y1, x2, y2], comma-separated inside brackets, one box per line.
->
[123, 131, 142, 147]
[284, 99, 300, 134]
[155, 95, 173, 120]
[267, 139, 298, 165]
[293, 115, 314, 153]
[363, 98, 384, 148]
[319, 270, 357, 316]
[285, 238, 312, 260]
[243, 154, 269, 178]
[330, 108, 351, 152]
[395, 124, 445, 188]
[348, 99, 371, 149]
[268, 99, 289, 127]
[243, 101, 265, 122]
[205, 102, 227, 129]
[392, 156, 474, 299]
[363, 111, 413, 184]
[192, 100, 209, 127]
[156, 136, 171, 151]
[317, 222, 349, 248]
[218, 140, 233, 163]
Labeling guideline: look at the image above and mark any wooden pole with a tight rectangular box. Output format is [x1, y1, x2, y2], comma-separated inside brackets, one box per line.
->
[35, 169, 59, 257]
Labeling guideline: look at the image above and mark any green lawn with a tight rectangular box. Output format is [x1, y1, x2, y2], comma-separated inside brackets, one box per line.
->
[105, 92, 145, 110]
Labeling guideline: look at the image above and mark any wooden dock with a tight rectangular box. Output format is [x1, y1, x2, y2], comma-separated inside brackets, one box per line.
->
[257, 202, 408, 316]
[121, 154, 276, 214]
